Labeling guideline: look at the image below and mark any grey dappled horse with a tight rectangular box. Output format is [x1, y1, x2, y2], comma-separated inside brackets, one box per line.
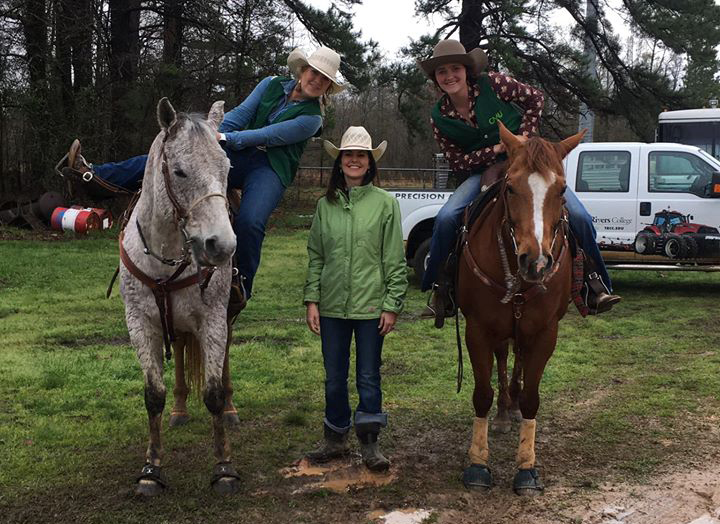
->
[119, 98, 240, 495]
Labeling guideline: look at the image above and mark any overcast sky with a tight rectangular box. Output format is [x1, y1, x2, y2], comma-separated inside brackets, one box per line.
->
[304, 0, 439, 59]
[302, 1, 648, 62]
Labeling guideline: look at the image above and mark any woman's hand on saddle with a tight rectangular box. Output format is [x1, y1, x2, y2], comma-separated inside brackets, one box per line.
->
[378, 311, 398, 336]
[306, 302, 321, 335]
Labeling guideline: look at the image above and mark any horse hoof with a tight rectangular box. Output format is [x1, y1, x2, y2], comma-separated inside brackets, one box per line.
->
[135, 479, 164, 496]
[510, 409, 523, 422]
[513, 468, 544, 496]
[212, 476, 240, 495]
[135, 463, 168, 496]
[211, 462, 241, 495]
[462, 464, 493, 490]
[169, 412, 190, 427]
[491, 418, 512, 433]
[223, 410, 240, 427]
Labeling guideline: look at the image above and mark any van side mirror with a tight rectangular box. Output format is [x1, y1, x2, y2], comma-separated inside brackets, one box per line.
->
[710, 172, 720, 198]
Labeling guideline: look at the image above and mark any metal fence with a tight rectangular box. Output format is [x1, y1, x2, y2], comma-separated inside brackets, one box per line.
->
[296, 154, 451, 190]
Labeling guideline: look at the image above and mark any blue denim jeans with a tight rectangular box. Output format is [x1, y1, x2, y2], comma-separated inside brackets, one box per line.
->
[319, 316, 388, 433]
[421, 173, 613, 292]
[92, 147, 286, 297]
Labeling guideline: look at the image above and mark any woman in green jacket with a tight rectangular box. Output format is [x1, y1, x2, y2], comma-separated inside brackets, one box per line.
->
[303, 126, 408, 471]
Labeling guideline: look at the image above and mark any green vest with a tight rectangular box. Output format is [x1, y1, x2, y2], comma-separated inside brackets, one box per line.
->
[431, 74, 522, 154]
[249, 76, 322, 187]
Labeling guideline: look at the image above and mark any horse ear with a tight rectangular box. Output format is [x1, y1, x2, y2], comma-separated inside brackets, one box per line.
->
[498, 121, 523, 156]
[157, 97, 177, 131]
[555, 129, 587, 159]
[207, 100, 225, 130]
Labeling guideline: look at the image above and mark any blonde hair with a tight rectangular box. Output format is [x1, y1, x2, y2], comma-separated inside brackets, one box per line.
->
[296, 65, 333, 115]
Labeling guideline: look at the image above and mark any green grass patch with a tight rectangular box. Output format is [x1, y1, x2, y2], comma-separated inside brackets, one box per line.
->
[1, 225, 720, 521]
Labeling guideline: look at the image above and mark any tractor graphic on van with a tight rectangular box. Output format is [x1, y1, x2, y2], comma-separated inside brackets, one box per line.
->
[633, 210, 720, 259]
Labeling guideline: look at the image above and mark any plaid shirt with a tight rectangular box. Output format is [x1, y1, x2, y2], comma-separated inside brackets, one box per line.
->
[431, 72, 544, 174]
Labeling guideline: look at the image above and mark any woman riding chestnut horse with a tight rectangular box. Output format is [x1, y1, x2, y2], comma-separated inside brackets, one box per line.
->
[417, 39, 620, 324]
[458, 122, 585, 494]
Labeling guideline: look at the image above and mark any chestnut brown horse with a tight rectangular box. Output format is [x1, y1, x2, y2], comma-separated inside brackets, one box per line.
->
[456, 122, 586, 495]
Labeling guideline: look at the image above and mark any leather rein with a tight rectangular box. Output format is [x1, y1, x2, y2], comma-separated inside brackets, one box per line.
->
[112, 128, 228, 361]
[454, 177, 569, 392]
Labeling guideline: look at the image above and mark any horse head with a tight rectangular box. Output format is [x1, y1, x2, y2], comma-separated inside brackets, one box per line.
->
[154, 98, 235, 267]
[498, 122, 585, 283]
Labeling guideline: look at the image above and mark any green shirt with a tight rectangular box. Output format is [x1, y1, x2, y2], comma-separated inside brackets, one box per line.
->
[303, 184, 408, 319]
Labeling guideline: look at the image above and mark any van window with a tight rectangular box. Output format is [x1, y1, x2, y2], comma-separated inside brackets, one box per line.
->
[576, 151, 631, 192]
[648, 151, 715, 197]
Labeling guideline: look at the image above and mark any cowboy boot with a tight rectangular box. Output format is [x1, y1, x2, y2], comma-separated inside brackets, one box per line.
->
[585, 271, 621, 314]
[66, 139, 94, 175]
[355, 422, 390, 472]
[227, 272, 247, 322]
[305, 424, 350, 462]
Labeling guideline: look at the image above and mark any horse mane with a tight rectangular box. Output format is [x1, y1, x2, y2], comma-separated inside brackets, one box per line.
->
[513, 137, 564, 180]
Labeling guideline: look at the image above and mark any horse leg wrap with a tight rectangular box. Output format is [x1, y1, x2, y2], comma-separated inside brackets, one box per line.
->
[516, 418, 537, 469]
[469, 417, 489, 465]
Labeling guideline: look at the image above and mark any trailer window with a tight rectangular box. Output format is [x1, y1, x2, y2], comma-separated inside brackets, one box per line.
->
[575, 151, 631, 192]
[648, 151, 715, 197]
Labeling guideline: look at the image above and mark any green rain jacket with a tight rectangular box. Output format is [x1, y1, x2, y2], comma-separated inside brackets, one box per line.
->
[303, 184, 408, 319]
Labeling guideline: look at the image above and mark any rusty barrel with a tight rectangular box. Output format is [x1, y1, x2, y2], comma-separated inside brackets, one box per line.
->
[70, 205, 113, 229]
[50, 207, 101, 234]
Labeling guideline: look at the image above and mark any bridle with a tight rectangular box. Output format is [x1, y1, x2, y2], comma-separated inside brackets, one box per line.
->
[455, 176, 569, 392]
[114, 125, 231, 361]
[495, 176, 568, 306]
[135, 129, 228, 268]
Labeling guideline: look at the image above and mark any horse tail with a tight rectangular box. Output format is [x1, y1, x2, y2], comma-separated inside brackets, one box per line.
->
[184, 334, 205, 398]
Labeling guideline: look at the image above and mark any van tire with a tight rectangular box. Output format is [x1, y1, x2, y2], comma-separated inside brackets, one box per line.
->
[413, 238, 432, 281]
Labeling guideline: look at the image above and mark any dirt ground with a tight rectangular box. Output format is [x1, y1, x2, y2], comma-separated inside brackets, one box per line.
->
[3, 411, 720, 524]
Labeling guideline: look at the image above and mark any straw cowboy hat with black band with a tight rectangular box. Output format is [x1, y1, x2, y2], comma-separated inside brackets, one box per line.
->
[418, 39, 488, 79]
[323, 126, 387, 161]
[287, 46, 345, 95]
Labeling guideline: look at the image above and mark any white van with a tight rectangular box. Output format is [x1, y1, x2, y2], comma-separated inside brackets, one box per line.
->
[391, 142, 720, 278]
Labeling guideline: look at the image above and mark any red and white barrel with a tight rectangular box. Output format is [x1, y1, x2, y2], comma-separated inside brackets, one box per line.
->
[50, 207, 101, 234]
[70, 205, 113, 229]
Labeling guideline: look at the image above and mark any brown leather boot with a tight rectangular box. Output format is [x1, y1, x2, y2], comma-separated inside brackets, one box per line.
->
[67, 139, 93, 174]
[227, 273, 247, 322]
[585, 272, 621, 314]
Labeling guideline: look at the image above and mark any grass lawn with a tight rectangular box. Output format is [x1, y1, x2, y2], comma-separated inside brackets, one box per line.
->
[1, 218, 720, 523]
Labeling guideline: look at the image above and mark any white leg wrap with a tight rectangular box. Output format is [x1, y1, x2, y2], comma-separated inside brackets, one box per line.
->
[468, 417, 489, 465]
[516, 418, 537, 469]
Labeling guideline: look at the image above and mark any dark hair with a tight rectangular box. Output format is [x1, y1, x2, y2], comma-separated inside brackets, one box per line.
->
[325, 151, 378, 202]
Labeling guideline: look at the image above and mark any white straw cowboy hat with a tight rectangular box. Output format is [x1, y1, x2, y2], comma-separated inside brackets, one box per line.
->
[418, 39, 488, 78]
[287, 46, 345, 95]
[323, 126, 388, 161]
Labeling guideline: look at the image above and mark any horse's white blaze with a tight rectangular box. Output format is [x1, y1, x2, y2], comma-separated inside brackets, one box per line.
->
[527, 172, 556, 254]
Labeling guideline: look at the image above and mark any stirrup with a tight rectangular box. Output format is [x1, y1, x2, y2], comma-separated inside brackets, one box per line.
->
[227, 270, 247, 322]
[584, 272, 621, 315]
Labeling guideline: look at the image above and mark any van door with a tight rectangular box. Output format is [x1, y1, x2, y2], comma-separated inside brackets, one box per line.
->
[571, 146, 639, 250]
[636, 146, 720, 256]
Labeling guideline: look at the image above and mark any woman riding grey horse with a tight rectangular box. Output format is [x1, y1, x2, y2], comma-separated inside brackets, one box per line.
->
[60, 46, 344, 318]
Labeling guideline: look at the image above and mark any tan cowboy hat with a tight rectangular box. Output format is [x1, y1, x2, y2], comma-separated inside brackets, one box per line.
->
[417, 39, 488, 78]
[323, 126, 387, 161]
[287, 46, 345, 95]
